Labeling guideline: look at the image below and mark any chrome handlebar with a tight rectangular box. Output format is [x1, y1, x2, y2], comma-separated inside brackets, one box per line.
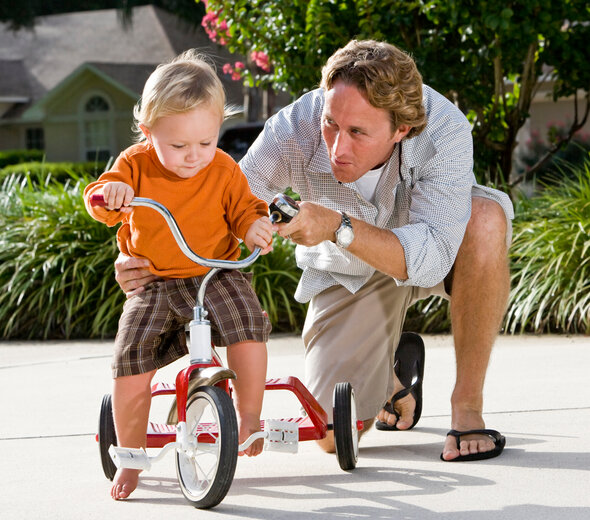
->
[90, 192, 299, 311]
[90, 192, 300, 270]
[127, 197, 261, 270]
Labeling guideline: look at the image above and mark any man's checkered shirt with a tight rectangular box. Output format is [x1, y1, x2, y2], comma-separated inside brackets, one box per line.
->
[240, 85, 514, 303]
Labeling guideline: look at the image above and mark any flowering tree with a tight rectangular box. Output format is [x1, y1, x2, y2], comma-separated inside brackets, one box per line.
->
[201, 3, 270, 80]
[201, 0, 355, 94]
[200, 1, 276, 119]
[199, 0, 590, 186]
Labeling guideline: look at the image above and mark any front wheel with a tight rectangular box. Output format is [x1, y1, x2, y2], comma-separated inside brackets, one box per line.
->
[333, 382, 358, 470]
[175, 385, 238, 509]
[98, 394, 118, 480]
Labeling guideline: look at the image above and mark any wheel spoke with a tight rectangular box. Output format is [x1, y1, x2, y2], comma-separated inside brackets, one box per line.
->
[175, 386, 238, 508]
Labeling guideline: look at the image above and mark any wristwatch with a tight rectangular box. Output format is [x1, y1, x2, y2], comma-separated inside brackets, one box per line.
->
[334, 211, 354, 249]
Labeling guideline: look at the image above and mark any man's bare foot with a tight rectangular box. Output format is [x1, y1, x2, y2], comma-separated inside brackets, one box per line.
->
[376, 390, 497, 460]
[317, 431, 336, 453]
[111, 467, 140, 500]
[441, 407, 496, 461]
[315, 418, 374, 453]
[376, 392, 416, 430]
[238, 413, 263, 457]
[376, 367, 420, 430]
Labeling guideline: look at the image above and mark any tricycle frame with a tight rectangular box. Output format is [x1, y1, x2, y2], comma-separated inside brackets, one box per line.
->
[94, 194, 361, 509]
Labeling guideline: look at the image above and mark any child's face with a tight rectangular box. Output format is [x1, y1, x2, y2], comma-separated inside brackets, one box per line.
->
[140, 106, 221, 178]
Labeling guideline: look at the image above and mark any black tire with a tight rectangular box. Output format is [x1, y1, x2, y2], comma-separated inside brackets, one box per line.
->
[175, 385, 238, 509]
[333, 382, 358, 471]
[98, 393, 118, 481]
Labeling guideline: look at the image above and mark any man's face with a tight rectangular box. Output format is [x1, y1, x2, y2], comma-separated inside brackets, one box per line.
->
[321, 80, 409, 183]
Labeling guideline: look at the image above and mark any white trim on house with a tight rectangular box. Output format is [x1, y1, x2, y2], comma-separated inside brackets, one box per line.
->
[78, 89, 116, 162]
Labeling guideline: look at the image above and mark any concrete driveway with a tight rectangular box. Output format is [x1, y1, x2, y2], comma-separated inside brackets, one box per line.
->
[1, 333, 589, 519]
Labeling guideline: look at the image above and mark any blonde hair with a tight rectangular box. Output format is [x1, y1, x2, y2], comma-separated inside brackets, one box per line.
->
[321, 40, 427, 139]
[133, 49, 227, 140]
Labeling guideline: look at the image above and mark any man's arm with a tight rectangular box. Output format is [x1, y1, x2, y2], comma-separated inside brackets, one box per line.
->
[346, 217, 408, 280]
[275, 201, 408, 280]
[240, 90, 325, 203]
[239, 120, 293, 203]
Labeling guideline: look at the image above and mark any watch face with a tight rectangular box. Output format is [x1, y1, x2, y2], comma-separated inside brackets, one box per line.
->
[337, 226, 354, 247]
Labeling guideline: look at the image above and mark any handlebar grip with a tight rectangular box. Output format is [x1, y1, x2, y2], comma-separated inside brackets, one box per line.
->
[269, 193, 299, 223]
[89, 194, 107, 207]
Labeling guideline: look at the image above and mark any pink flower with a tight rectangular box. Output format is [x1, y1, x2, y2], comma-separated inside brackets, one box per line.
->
[251, 51, 271, 72]
[201, 8, 230, 44]
[222, 62, 244, 81]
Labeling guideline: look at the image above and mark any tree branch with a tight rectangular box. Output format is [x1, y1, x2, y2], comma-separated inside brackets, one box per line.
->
[511, 90, 590, 187]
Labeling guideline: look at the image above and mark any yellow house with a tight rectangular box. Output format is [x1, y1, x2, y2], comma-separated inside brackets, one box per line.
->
[16, 62, 160, 162]
[0, 6, 245, 162]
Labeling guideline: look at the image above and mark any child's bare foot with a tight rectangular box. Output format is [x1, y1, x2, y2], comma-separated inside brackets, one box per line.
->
[238, 413, 263, 457]
[111, 467, 140, 500]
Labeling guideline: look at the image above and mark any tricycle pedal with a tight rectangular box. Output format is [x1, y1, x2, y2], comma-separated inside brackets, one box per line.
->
[109, 445, 152, 471]
[263, 420, 299, 453]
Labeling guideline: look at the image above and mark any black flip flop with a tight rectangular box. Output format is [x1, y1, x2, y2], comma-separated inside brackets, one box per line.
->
[375, 332, 425, 431]
[440, 429, 506, 462]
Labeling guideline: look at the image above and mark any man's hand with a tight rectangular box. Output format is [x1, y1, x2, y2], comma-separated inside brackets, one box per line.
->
[274, 202, 341, 246]
[114, 253, 158, 298]
[274, 201, 409, 279]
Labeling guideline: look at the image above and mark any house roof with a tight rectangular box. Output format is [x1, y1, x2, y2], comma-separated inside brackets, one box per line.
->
[85, 62, 159, 99]
[20, 62, 160, 121]
[0, 5, 244, 119]
[0, 60, 34, 101]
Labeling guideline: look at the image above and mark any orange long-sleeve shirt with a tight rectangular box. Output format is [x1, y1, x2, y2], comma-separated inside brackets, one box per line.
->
[84, 142, 268, 277]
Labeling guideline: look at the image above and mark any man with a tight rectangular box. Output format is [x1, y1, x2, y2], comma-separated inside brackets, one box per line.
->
[116, 40, 513, 461]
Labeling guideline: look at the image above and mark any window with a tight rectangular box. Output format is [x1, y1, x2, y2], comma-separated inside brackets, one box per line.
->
[82, 95, 112, 161]
[85, 96, 109, 113]
[84, 119, 111, 161]
[26, 128, 44, 150]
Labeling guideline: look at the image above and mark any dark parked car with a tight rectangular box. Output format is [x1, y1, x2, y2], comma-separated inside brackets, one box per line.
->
[218, 122, 265, 161]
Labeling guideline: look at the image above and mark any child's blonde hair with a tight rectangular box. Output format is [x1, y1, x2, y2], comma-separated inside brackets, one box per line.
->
[133, 49, 227, 140]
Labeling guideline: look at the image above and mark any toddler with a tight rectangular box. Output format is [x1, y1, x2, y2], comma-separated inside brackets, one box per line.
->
[84, 49, 273, 500]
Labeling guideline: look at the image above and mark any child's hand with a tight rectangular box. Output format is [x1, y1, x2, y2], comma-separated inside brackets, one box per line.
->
[102, 182, 134, 213]
[244, 216, 273, 255]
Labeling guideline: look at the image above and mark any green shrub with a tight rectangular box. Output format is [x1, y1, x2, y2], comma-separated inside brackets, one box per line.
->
[404, 297, 450, 334]
[0, 160, 107, 185]
[506, 159, 590, 333]
[0, 172, 123, 339]
[0, 173, 306, 339]
[0, 149, 44, 169]
[242, 236, 307, 333]
[2, 159, 587, 339]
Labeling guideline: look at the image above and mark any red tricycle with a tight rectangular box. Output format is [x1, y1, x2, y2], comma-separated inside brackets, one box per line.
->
[92, 193, 362, 509]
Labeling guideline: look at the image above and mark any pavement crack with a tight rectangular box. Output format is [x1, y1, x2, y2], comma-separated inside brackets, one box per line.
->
[0, 432, 95, 441]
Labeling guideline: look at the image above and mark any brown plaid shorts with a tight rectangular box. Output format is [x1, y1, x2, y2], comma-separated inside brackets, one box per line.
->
[112, 270, 271, 377]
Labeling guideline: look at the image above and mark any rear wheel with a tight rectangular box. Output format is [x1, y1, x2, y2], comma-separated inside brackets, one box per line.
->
[175, 385, 238, 509]
[98, 394, 118, 480]
[333, 382, 358, 470]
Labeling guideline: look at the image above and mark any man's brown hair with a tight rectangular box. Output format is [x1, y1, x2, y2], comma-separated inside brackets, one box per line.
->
[321, 40, 427, 138]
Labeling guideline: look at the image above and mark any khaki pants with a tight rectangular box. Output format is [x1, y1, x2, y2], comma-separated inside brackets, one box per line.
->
[302, 271, 448, 422]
